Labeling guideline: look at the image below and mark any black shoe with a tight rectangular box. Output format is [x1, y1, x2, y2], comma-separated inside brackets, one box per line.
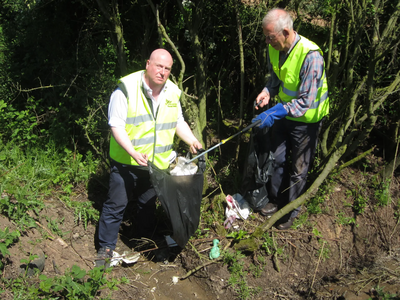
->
[95, 247, 113, 268]
[152, 236, 170, 263]
[260, 203, 278, 216]
[277, 217, 295, 230]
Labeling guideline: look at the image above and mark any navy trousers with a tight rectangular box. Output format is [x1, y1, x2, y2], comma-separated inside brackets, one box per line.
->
[98, 160, 157, 249]
[268, 118, 323, 219]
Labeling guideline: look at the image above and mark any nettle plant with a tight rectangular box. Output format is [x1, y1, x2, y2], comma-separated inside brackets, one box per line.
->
[0, 227, 20, 270]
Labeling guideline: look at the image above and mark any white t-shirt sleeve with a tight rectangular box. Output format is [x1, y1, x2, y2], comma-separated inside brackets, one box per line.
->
[177, 101, 185, 125]
[108, 88, 128, 128]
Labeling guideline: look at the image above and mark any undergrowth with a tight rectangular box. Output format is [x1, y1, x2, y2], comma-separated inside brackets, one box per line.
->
[223, 250, 261, 299]
[0, 140, 122, 299]
[0, 140, 99, 230]
[1, 264, 127, 299]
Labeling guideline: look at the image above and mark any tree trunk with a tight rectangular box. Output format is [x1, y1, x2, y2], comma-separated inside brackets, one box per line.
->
[176, 0, 208, 148]
[234, 0, 245, 161]
[94, 0, 127, 77]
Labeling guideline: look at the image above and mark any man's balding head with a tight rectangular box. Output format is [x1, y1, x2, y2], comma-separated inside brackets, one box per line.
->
[145, 49, 173, 91]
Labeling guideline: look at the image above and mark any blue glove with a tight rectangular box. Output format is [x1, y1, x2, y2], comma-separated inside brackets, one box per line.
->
[252, 103, 288, 129]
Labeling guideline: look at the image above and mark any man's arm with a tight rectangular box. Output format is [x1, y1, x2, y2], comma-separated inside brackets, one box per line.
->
[109, 89, 149, 166]
[284, 51, 325, 118]
[176, 121, 202, 154]
[110, 127, 149, 166]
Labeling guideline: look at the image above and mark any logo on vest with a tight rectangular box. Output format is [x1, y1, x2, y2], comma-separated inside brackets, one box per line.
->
[166, 99, 177, 107]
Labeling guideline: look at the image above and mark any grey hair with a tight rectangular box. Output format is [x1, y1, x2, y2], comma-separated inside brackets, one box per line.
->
[262, 8, 293, 32]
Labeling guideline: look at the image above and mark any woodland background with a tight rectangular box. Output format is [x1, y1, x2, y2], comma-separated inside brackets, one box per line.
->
[0, 0, 400, 299]
[0, 0, 399, 181]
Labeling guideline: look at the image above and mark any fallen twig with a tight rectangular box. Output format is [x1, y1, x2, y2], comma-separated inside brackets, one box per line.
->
[35, 221, 55, 240]
[180, 258, 223, 280]
[309, 241, 325, 296]
[272, 234, 280, 273]
[271, 229, 339, 242]
[181, 240, 233, 280]
[69, 228, 93, 268]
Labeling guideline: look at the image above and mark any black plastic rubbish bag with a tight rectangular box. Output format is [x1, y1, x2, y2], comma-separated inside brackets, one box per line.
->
[148, 155, 205, 248]
[241, 126, 274, 211]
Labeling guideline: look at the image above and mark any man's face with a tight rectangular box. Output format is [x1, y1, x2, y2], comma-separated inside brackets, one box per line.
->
[263, 23, 285, 51]
[145, 53, 173, 88]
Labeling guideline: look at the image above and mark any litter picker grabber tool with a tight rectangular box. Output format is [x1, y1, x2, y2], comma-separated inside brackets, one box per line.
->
[185, 119, 261, 164]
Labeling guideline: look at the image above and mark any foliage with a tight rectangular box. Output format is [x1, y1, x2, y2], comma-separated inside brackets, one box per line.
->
[346, 188, 369, 215]
[262, 233, 276, 256]
[227, 229, 249, 242]
[72, 200, 100, 230]
[373, 178, 391, 207]
[0, 0, 117, 154]
[223, 250, 260, 299]
[368, 285, 399, 300]
[45, 216, 67, 238]
[335, 212, 356, 226]
[1, 265, 127, 299]
[0, 97, 47, 147]
[0, 141, 99, 229]
[307, 179, 333, 214]
[316, 240, 330, 261]
[0, 0, 399, 297]
[0, 227, 20, 270]
[39, 265, 127, 299]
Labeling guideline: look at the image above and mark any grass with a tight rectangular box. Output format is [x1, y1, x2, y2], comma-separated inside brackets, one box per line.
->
[368, 285, 399, 300]
[1, 265, 127, 299]
[0, 141, 100, 230]
[0, 140, 130, 299]
[223, 250, 261, 299]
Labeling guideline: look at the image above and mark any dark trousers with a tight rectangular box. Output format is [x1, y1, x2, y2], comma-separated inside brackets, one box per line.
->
[268, 118, 323, 219]
[98, 160, 157, 249]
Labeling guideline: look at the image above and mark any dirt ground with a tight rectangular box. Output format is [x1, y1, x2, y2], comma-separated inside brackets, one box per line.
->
[1, 166, 400, 299]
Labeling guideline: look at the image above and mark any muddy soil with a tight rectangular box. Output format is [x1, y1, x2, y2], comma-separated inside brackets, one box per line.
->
[1, 166, 400, 299]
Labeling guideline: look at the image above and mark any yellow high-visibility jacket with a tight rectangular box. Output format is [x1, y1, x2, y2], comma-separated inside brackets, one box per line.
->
[269, 35, 329, 123]
[109, 71, 181, 169]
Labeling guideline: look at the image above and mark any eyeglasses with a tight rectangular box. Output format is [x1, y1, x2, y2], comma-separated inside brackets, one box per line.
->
[265, 30, 282, 41]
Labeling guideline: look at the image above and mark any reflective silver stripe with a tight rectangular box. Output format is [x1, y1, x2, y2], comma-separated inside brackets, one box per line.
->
[281, 71, 328, 109]
[281, 71, 327, 98]
[131, 136, 154, 146]
[126, 114, 153, 125]
[317, 72, 326, 89]
[156, 121, 177, 131]
[310, 90, 329, 109]
[155, 144, 173, 153]
[280, 81, 298, 97]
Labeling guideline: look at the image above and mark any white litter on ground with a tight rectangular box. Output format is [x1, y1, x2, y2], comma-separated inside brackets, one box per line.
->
[110, 251, 140, 267]
[224, 193, 251, 229]
[172, 276, 180, 285]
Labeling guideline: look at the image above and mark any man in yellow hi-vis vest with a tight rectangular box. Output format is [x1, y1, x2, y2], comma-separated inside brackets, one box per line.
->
[96, 49, 202, 267]
[252, 9, 329, 230]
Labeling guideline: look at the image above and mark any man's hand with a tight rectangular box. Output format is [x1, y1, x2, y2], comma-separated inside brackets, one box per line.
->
[131, 151, 148, 166]
[189, 140, 203, 154]
[110, 127, 149, 166]
[255, 90, 270, 110]
[252, 103, 288, 129]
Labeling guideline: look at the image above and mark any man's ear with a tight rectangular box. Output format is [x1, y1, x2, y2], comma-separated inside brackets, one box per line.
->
[282, 29, 289, 39]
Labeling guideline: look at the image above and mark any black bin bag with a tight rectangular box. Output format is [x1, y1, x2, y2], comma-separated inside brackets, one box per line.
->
[148, 155, 205, 248]
[241, 126, 274, 211]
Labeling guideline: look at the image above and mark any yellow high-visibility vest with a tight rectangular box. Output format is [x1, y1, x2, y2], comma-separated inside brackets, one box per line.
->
[269, 35, 329, 123]
[109, 71, 181, 169]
